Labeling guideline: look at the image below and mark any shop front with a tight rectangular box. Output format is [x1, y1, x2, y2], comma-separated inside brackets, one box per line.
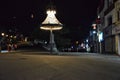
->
[112, 25, 120, 55]
[103, 25, 116, 54]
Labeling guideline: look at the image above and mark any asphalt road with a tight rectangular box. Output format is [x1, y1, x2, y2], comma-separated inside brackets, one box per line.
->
[0, 52, 120, 80]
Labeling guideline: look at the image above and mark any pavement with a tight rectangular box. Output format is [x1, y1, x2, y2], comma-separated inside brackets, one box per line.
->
[0, 51, 120, 80]
[1, 50, 120, 62]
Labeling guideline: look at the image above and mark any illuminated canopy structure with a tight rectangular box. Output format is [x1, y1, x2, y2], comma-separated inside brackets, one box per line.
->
[41, 6, 63, 30]
[40, 4, 63, 53]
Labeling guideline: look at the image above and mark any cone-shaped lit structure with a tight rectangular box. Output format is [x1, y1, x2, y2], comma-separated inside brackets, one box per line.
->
[40, 4, 63, 53]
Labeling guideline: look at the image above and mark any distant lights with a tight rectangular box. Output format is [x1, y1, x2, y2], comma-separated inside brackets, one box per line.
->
[98, 15, 100, 19]
[6, 35, 8, 37]
[92, 24, 97, 29]
[76, 41, 79, 44]
[1, 33, 5, 36]
[86, 39, 88, 42]
[31, 14, 34, 19]
[93, 31, 96, 34]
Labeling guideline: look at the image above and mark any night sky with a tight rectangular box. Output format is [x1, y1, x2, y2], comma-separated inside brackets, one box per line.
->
[0, 0, 100, 41]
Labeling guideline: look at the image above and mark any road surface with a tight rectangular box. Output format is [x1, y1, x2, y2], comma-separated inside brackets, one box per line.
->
[0, 52, 120, 80]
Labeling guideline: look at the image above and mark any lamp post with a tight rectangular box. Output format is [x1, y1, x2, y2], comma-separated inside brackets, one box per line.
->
[40, 4, 63, 54]
[96, 15, 102, 53]
[92, 23, 98, 53]
[0, 33, 5, 52]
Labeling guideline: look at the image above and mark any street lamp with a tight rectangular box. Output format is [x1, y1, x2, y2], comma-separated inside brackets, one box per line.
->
[96, 15, 102, 53]
[40, 4, 63, 54]
[1, 33, 5, 36]
[0, 33, 5, 52]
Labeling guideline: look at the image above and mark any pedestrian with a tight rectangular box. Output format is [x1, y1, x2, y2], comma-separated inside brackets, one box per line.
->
[7, 44, 12, 51]
[14, 44, 17, 50]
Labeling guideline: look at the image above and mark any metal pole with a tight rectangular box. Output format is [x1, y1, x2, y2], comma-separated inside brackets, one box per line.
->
[0, 42, 1, 53]
[97, 25, 99, 53]
[50, 29, 53, 54]
[49, 29, 58, 54]
[99, 41, 102, 53]
[98, 24, 102, 53]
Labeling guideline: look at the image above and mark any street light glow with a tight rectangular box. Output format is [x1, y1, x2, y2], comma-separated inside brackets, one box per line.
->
[40, 26, 62, 30]
[41, 9, 63, 31]
[1, 33, 5, 36]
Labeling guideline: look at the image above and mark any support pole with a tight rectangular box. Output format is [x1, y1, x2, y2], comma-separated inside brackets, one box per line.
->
[50, 30, 53, 53]
[49, 29, 58, 54]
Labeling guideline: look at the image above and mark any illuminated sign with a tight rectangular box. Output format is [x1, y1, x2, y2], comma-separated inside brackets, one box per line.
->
[98, 32, 103, 42]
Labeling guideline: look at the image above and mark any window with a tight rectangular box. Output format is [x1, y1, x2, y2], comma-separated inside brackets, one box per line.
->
[107, 16, 112, 26]
[101, 17, 105, 26]
[107, 0, 109, 8]
[109, 0, 113, 6]
[117, 9, 120, 21]
[107, 0, 113, 8]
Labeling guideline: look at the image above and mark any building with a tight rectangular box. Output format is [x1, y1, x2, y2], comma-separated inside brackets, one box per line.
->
[112, 0, 120, 55]
[98, 0, 119, 55]
[89, 24, 98, 53]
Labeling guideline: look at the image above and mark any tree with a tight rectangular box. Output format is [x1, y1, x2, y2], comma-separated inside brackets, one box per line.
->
[31, 26, 71, 49]
[54, 27, 71, 49]
[31, 26, 49, 41]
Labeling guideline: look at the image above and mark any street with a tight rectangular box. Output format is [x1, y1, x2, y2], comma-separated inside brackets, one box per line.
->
[0, 52, 120, 80]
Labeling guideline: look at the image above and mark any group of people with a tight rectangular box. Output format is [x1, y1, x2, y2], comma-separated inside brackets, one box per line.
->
[7, 43, 17, 51]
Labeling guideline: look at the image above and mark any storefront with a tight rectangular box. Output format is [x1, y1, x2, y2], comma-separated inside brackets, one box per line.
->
[112, 25, 120, 55]
[103, 25, 116, 54]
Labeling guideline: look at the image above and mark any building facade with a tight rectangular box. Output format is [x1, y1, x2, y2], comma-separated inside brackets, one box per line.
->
[98, 0, 119, 55]
[112, 0, 120, 55]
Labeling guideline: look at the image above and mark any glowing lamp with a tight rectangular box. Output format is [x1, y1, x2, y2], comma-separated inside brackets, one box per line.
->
[40, 4, 63, 53]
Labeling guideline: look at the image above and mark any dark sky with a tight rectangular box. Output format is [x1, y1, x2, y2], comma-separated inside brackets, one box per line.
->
[0, 0, 100, 41]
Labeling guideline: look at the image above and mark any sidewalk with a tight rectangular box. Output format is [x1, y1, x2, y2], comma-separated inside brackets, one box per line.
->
[59, 52, 120, 63]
